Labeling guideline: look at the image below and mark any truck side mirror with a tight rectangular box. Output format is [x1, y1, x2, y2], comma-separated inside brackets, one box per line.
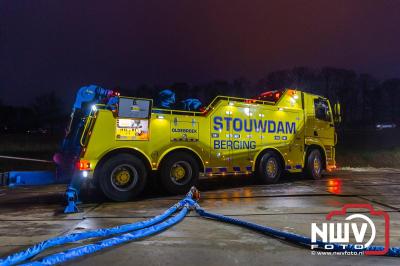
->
[333, 102, 341, 124]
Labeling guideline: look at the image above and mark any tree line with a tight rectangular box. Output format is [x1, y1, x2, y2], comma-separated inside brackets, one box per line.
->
[1, 66, 399, 133]
[128, 67, 400, 128]
[0, 91, 67, 133]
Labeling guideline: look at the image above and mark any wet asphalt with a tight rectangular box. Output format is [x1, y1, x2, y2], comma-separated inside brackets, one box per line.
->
[0, 169, 400, 265]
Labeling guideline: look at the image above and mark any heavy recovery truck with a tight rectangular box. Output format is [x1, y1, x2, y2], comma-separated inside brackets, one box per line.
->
[0, 85, 340, 213]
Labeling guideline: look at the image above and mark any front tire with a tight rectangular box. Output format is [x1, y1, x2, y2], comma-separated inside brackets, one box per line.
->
[256, 151, 283, 184]
[305, 149, 323, 179]
[159, 152, 199, 195]
[97, 153, 147, 201]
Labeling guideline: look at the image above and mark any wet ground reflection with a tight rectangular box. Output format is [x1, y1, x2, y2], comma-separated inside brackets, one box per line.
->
[326, 177, 343, 195]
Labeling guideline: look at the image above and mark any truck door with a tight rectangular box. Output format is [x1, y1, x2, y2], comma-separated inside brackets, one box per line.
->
[308, 97, 335, 146]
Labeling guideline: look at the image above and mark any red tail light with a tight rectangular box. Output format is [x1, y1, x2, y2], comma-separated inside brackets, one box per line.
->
[76, 160, 91, 170]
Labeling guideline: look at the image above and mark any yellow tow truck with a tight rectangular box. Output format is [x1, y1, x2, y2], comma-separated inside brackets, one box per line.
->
[76, 89, 340, 201]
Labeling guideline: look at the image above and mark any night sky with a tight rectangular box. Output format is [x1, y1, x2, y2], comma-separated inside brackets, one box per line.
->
[1, 0, 400, 107]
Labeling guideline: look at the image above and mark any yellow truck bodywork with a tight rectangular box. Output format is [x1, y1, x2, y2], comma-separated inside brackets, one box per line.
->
[80, 89, 336, 177]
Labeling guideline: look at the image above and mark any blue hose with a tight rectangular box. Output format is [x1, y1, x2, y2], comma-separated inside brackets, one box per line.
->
[22, 206, 190, 266]
[0, 197, 193, 266]
[2, 187, 399, 266]
[195, 207, 400, 257]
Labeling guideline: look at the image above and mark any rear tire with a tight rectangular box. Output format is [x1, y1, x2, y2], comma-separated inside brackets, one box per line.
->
[256, 151, 283, 184]
[159, 152, 199, 195]
[97, 153, 147, 201]
[305, 149, 323, 179]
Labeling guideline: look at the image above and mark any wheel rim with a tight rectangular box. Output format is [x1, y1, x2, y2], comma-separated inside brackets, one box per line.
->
[111, 164, 139, 191]
[170, 161, 192, 185]
[266, 158, 278, 178]
[313, 156, 321, 175]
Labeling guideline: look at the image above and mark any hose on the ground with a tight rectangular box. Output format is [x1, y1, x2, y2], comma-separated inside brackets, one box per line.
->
[0, 193, 196, 266]
[1, 187, 399, 266]
[21, 206, 191, 266]
[195, 207, 400, 257]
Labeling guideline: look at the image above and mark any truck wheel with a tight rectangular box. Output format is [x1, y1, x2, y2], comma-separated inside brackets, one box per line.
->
[256, 151, 283, 184]
[305, 149, 323, 179]
[159, 152, 199, 195]
[97, 153, 147, 201]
